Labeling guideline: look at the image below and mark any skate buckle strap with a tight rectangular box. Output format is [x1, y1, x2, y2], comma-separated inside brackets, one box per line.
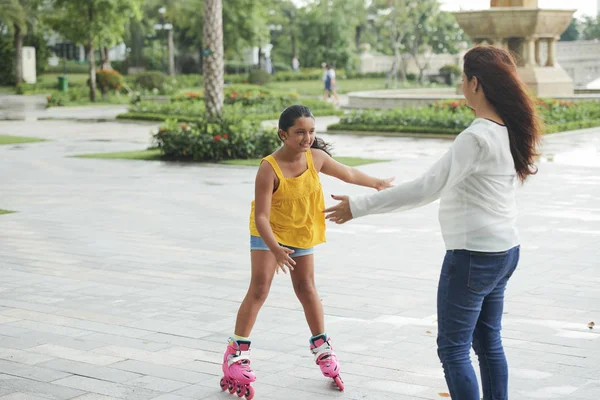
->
[311, 341, 334, 362]
[228, 350, 252, 367]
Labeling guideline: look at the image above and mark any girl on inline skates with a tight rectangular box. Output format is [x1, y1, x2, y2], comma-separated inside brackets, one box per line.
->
[220, 105, 393, 399]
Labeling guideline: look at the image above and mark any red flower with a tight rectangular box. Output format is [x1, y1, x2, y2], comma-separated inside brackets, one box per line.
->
[213, 135, 222, 142]
[450, 102, 459, 108]
[223, 134, 229, 139]
[180, 124, 188, 130]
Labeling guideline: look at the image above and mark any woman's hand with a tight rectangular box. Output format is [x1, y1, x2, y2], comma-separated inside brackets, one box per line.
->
[324, 195, 353, 224]
[274, 246, 296, 274]
[374, 177, 395, 191]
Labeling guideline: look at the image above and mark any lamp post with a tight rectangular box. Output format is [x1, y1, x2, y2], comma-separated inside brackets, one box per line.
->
[154, 7, 174, 75]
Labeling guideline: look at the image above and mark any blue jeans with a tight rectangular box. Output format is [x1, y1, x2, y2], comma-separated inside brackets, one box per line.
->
[437, 246, 520, 400]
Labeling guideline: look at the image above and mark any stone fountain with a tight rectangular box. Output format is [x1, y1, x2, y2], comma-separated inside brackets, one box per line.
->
[454, 0, 576, 97]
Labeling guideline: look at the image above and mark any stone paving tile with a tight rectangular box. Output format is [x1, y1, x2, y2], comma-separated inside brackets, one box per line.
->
[0, 373, 84, 399]
[1, 117, 600, 399]
[51, 375, 163, 399]
[38, 358, 143, 383]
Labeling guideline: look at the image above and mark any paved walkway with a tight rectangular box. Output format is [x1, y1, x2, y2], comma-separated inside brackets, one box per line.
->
[0, 109, 599, 399]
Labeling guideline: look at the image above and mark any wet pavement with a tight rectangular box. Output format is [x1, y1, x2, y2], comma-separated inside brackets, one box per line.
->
[0, 97, 599, 399]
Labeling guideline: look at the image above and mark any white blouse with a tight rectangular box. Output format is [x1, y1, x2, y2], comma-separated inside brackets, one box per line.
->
[349, 118, 520, 252]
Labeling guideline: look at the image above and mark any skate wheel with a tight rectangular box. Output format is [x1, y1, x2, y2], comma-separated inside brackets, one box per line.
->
[228, 381, 236, 394]
[219, 377, 227, 391]
[236, 384, 245, 397]
[334, 375, 344, 391]
[245, 385, 255, 400]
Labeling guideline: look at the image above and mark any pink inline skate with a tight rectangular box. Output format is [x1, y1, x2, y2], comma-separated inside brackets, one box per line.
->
[220, 338, 256, 399]
[310, 334, 344, 391]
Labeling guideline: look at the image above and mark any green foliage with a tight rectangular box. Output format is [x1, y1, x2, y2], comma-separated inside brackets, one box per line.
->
[0, 32, 15, 86]
[46, 92, 66, 107]
[295, 0, 358, 70]
[134, 71, 168, 91]
[333, 99, 600, 135]
[560, 17, 580, 41]
[49, 0, 142, 48]
[45, 86, 129, 107]
[248, 69, 271, 85]
[581, 15, 600, 40]
[439, 64, 462, 85]
[154, 0, 268, 61]
[153, 116, 279, 162]
[96, 69, 124, 92]
[46, 59, 89, 74]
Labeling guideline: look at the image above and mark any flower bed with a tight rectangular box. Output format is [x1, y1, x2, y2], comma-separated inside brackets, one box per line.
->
[153, 116, 280, 162]
[328, 99, 600, 135]
[120, 90, 342, 122]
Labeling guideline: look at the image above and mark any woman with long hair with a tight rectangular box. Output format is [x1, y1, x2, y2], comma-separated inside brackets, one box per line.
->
[323, 46, 542, 399]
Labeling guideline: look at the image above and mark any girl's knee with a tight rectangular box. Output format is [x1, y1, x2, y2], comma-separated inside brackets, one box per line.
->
[249, 281, 272, 304]
[293, 279, 317, 298]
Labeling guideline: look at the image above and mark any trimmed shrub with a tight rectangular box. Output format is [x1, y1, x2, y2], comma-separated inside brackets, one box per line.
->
[248, 69, 271, 85]
[134, 71, 168, 91]
[96, 69, 124, 92]
[153, 116, 280, 162]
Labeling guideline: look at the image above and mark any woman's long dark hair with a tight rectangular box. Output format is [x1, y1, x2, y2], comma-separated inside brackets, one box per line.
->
[278, 105, 332, 156]
[463, 46, 542, 182]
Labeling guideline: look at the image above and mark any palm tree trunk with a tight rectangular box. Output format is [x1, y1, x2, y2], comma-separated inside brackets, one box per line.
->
[203, 0, 224, 119]
[14, 24, 23, 85]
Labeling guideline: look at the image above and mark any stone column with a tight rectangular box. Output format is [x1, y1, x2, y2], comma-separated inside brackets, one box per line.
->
[534, 39, 541, 66]
[524, 37, 536, 67]
[546, 37, 557, 67]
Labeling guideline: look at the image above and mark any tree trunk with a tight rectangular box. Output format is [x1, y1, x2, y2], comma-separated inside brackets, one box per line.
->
[14, 24, 24, 85]
[257, 47, 262, 69]
[203, 0, 224, 119]
[355, 25, 362, 50]
[88, 40, 97, 102]
[167, 29, 175, 76]
[291, 30, 297, 59]
[399, 54, 408, 81]
[100, 47, 111, 70]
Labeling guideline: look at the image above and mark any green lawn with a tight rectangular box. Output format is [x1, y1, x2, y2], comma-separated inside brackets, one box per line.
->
[73, 148, 390, 166]
[0, 209, 15, 215]
[0, 134, 46, 145]
[74, 148, 164, 160]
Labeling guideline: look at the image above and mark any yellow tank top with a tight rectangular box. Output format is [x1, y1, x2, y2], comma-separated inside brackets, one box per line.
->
[249, 150, 326, 249]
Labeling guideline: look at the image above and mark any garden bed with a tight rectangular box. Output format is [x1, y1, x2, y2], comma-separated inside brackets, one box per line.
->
[118, 88, 343, 123]
[328, 99, 600, 136]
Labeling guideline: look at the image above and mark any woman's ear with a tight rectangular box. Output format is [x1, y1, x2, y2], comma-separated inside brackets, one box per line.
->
[471, 77, 479, 93]
[278, 129, 286, 141]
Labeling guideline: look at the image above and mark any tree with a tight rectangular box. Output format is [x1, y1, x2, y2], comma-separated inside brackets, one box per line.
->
[581, 15, 600, 40]
[295, 0, 357, 69]
[0, 0, 26, 85]
[370, 0, 413, 87]
[402, 0, 466, 83]
[147, 0, 267, 73]
[203, 0, 224, 118]
[49, 0, 142, 101]
[560, 17, 580, 41]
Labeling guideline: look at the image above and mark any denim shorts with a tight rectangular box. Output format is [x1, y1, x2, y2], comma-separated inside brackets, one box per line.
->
[250, 236, 314, 258]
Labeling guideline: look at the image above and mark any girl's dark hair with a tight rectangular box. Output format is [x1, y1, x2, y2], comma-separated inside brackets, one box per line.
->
[463, 45, 542, 182]
[278, 105, 332, 156]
